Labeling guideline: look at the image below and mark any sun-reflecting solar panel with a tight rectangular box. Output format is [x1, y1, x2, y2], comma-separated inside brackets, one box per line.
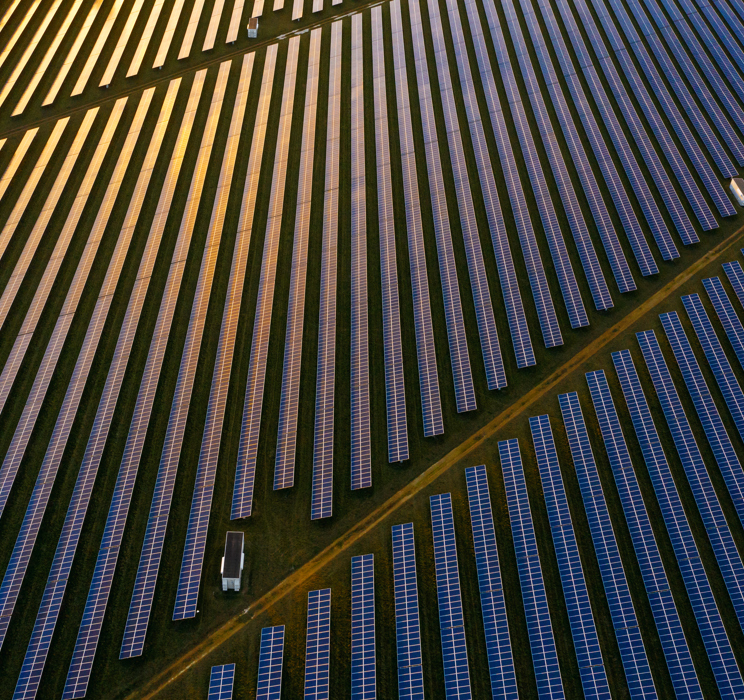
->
[586, 369, 704, 699]
[392, 523, 424, 699]
[305, 589, 332, 699]
[499, 439, 566, 699]
[101, 0, 148, 84]
[351, 555, 375, 699]
[0, 128, 37, 204]
[430, 494, 472, 698]
[256, 626, 285, 699]
[209, 664, 235, 700]
[530, 415, 611, 699]
[558, 393, 657, 699]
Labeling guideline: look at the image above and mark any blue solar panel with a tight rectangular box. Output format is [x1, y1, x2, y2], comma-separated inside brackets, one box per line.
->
[305, 589, 331, 699]
[370, 8, 408, 462]
[256, 626, 285, 700]
[586, 369, 704, 700]
[391, 523, 425, 699]
[430, 494, 472, 698]
[209, 663, 235, 700]
[558, 393, 657, 699]
[464, 466, 518, 699]
[499, 439, 566, 699]
[351, 555, 376, 699]
[530, 415, 612, 699]
[705, 273, 744, 373]
[725, 261, 744, 313]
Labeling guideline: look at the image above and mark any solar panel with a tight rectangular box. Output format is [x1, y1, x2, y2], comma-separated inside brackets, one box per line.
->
[127, 0, 167, 76]
[305, 589, 332, 699]
[390, 0, 443, 436]
[275, 30, 322, 489]
[499, 439, 566, 699]
[391, 523, 424, 699]
[292, 0, 303, 20]
[530, 415, 612, 699]
[0, 0, 43, 82]
[0, 126, 47, 229]
[61, 78, 183, 700]
[256, 626, 285, 699]
[371, 6, 409, 462]
[408, 0, 477, 411]
[616, 342, 744, 697]
[209, 664, 235, 700]
[705, 274, 744, 373]
[232, 43, 295, 519]
[725, 261, 744, 313]
[101, 0, 148, 84]
[9, 90, 157, 700]
[464, 466, 518, 699]
[203, 0, 226, 50]
[350, 15, 372, 488]
[311, 23, 342, 520]
[227, 0, 246, 41]
[351, 555, 375, 699]
[429, 494, 472, 698]
[558, 393, 658, 699]
[153, 0, 188, 67]
[585, 369, 704, 699]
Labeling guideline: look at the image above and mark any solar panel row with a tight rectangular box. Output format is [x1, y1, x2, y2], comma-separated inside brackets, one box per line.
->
[350, 15, 372, 489]
[499, 438, 566, 700]
[351, 555, 376, 699]
[429, 493, 472, 699]
[0, 0, 42, 82]
[558, 393, 658, 699]
[128, 0, 168, 77]
[275, 29, 322, 489]
[0, 128, 37, 205]
[392, 522, 425, 699]
[390, 0, 443, 437]
[62, 78, 184, 700]
[464, 466, 518, 699]
[228, 0, 247, 42]
[305, 589, 332, 699]
[10, 90, 158, 700]
[209, 663, 235, 700]
[257, 626, 285, 699]
[427, 0, 507, 390]
[704, 273, 744, 376]
[530, 415, 612, 699]
[586, 369, 704, 699]
[154, 0, 188, 68]
[408, 0, 477, 413]
[180, 0, 208, 58]
[371, 7, 408, 462]
[311, 22, 342, 520]
[615, 344, 744, 699]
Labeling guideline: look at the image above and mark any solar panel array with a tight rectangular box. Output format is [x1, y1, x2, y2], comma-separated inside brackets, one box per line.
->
[391, 522, 425, 698]
[529, 415, 612, 699]
[499, 439, 566, 700]
[305, 589, 332, 699]
[351, 554, 376, 699]
[256, 626, 285, 700]
[209, 663, 235, 700]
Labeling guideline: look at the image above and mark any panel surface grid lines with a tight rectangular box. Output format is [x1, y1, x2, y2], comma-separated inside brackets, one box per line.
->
[209, 663, 236, 700]
[526, 0, 673, 263]
[390, 0, 443, 436]
[232, 42, 297, 519]
[424, 0, 506, 389]
[618, 340, 744, 698]
[658, 310, 744, 606]
[350, 13, 372, 487]
[478, 0, 589, 332]
[392, 523, 424, 699]
[495, 0, 617, 310]
[466, 0, 564, 350]
[704, 273, 744, 380]
[684, 290, 744, 511]
[371, 6, 408, 461]
[585, 369, 704, 700]
[10, 90, 158, 700]
[498, 439, 566, 699]
[311, 22, 342, 521]
[558, 393, 657, 699]
[464, 466, 518, 699]
[60, 77, 183, 700]
[429, 494, 472, 699]
[407, 0, 476, 413]
[256, 625, 285, 700]
[351, 554, 376, 699]
[447, 0, 536, 368]
[169, 60, 252, 623]
[550, 0, 699, 243]
[305, 589, 332, 699]
[203, 0, 226, 50]
[0, 100, 129, 653]
[275, 29, 322, 489]
[530, 415, 611, 699]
